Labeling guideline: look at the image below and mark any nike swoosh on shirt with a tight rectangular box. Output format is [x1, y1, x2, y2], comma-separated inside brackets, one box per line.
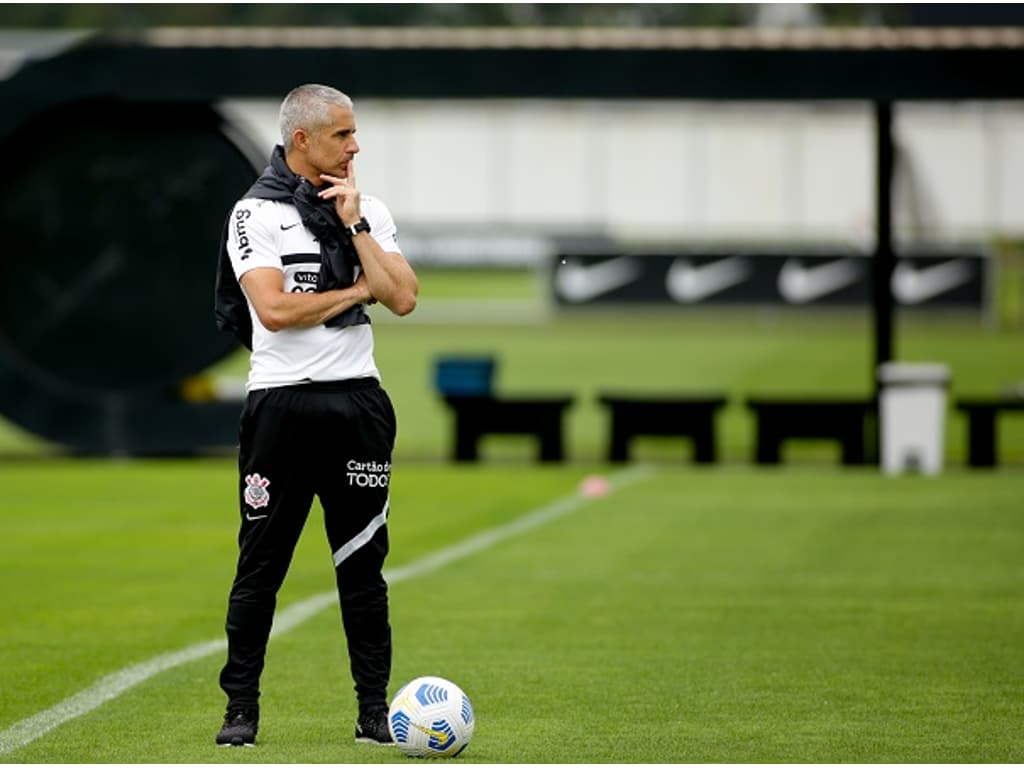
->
[280, 222, 300, 230]
[555, 256, 640, 303]
[665, 256, 752, 303]
[891, 259, 973, 305]
[245, 512, 268, 522]
[777, 258, 864, 304]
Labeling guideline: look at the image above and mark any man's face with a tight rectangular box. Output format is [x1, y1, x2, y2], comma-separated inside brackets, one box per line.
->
[306, 104, 360, 179]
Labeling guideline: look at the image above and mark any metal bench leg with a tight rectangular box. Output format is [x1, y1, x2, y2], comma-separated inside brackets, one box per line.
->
[453, 417, 480, 462]
[755, 420, 781, 464]
[538, 420, 564, 462]
[840, 424, 866, 465]
[692, 417, 716, 464]
[607, 416, 630, 463]
[967, 411, 997, 468]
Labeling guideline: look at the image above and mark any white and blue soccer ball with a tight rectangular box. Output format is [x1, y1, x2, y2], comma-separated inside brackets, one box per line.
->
[388, 676, 475, 758]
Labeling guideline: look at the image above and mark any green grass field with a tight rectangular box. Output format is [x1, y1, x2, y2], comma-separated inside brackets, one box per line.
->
[1, 270, 1022, 762]
[1, 460, 1022, 763]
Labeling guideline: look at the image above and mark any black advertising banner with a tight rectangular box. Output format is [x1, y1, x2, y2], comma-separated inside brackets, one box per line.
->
[551, 248, 987, 308]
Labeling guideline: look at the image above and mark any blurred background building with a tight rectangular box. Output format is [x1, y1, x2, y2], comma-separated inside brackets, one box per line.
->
[5, 3, 1024, 256]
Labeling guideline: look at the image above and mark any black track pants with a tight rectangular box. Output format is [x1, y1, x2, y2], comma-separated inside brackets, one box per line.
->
[219, 378, 396, 714]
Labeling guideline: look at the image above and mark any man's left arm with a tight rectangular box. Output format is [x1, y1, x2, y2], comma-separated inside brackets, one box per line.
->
[350, 227, 418, 317]
[319, 171, 418, 317]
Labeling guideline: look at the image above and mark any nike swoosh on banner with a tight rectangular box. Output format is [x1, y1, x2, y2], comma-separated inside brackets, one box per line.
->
[777, 258, 864, 304]
[891, 259, 973, 305]
[665, 256, 752, 303]
[555, 256, 640, 303]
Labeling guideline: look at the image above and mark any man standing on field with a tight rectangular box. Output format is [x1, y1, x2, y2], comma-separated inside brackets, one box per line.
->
[213, 83, 418, 747]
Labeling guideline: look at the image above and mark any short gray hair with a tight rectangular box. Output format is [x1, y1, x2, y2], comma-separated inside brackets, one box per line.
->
[279, 84, 354, 150]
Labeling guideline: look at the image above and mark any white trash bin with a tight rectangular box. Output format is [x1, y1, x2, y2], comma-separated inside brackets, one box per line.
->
[877, 362, 951, 475]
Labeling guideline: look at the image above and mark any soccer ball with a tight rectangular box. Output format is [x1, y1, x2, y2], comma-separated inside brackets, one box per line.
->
[388, 676, 475, 758]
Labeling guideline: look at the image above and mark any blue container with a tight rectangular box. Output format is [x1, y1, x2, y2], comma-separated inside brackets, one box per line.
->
[434, 357, 496, 396]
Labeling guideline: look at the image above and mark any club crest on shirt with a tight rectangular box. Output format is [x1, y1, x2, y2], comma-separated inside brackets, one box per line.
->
[244, 473, 271, 509]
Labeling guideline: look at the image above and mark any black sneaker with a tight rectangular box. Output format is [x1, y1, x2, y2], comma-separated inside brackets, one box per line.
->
[216, 708, 258, 747]
[355, 708, 394, 745]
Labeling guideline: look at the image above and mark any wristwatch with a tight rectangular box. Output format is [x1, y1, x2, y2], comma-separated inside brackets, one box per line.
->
[347, 217, 371, 237]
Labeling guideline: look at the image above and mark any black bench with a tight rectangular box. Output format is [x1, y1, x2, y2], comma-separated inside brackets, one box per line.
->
[597, 394, 728, 463]
[442, 395, 575, 463]
[745, 397, 875, 465]
[955, 397, 1024, 467]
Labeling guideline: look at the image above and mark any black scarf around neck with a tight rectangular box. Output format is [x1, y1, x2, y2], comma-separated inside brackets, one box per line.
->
[214, 145, 368, 350]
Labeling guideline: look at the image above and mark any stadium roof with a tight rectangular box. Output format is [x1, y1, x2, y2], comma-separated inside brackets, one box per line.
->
[136, 24, 1024, 50]
[2, 25, 1024, 102]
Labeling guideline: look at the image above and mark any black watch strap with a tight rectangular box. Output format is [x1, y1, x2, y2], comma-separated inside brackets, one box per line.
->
[348, 216, 371, 237]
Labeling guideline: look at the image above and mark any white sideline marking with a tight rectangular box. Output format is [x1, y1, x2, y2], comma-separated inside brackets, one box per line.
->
[0, 465, 652, 756]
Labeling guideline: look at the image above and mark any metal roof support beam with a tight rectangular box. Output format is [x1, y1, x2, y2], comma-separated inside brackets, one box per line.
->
[872, 99, 896, 395]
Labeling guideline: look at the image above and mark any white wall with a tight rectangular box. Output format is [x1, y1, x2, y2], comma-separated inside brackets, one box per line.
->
[220, 98, 1024, 253]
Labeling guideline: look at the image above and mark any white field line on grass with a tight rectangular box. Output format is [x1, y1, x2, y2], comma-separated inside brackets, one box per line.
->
[0, 464, 653, 756]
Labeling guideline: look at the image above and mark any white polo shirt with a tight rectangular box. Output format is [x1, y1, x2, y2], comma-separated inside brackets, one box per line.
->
[226, 194, 401, 392]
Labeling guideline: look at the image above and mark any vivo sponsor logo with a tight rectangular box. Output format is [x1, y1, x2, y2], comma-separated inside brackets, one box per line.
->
[347, 459, 391, 488]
